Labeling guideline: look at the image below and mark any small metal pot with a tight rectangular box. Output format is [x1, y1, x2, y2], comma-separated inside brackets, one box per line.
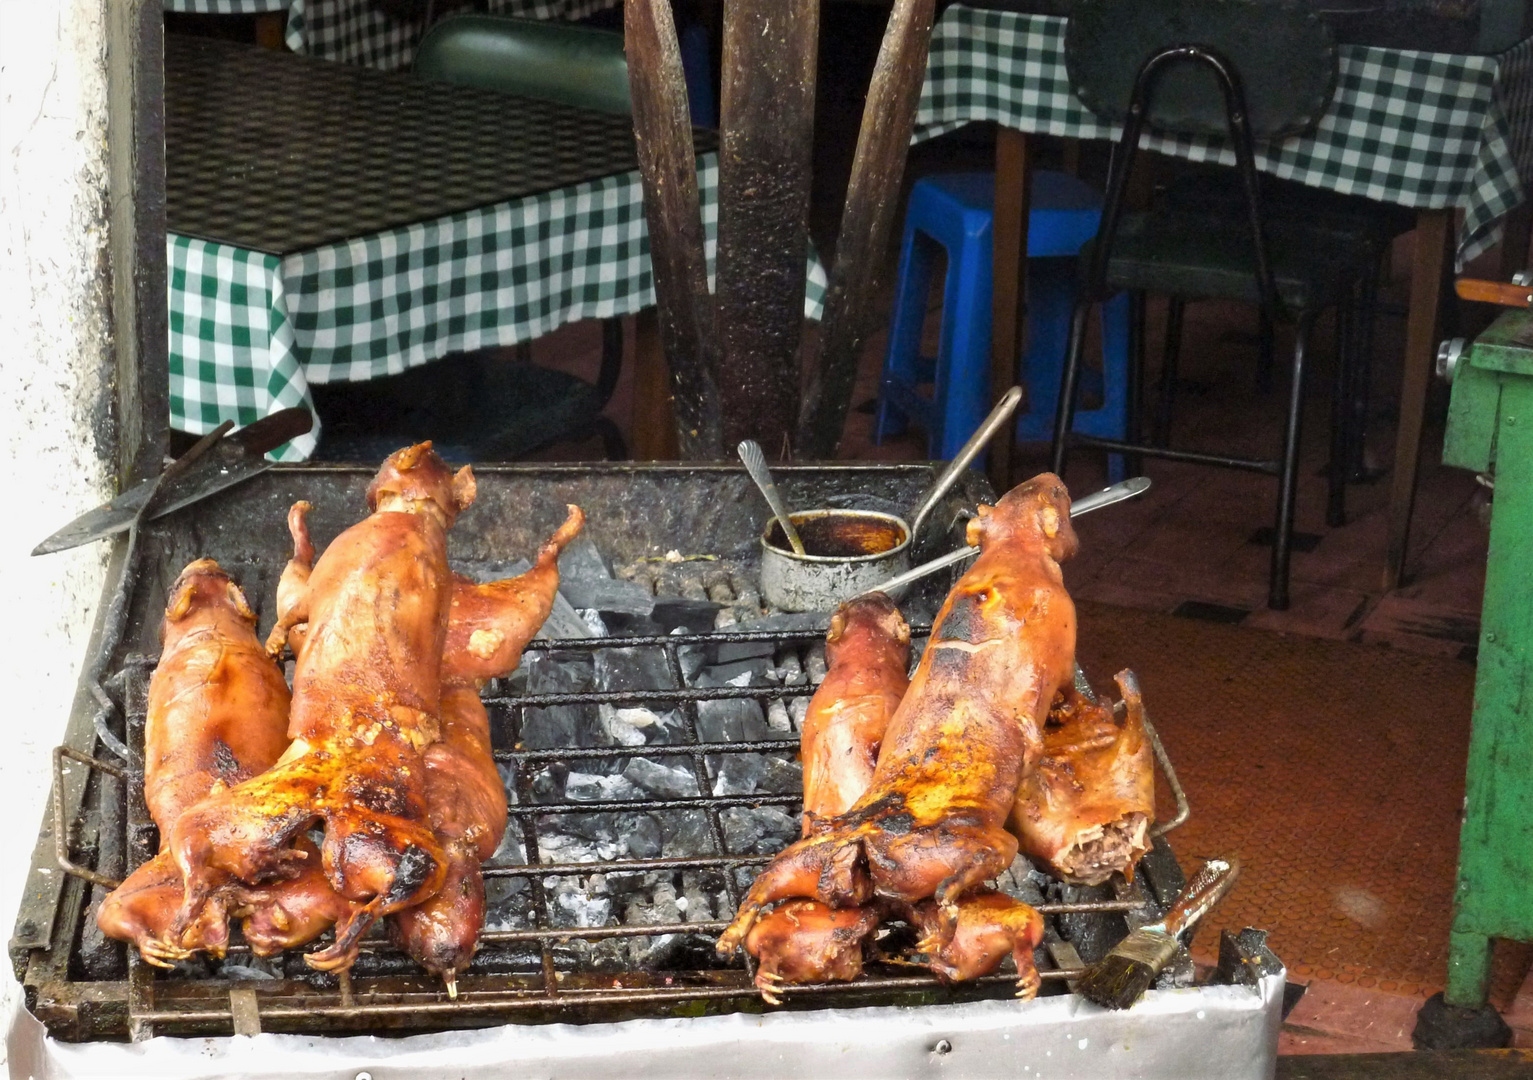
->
[759, 508, 912, 611]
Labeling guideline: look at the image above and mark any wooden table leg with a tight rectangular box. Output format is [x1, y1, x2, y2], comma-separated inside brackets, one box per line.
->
[1383, 209, 1453, 591]
[988, 126, 1031, 495]
[632, 308, 680, 460]
[254, 13, 285, 49]
[1497, 202, 1533, 282]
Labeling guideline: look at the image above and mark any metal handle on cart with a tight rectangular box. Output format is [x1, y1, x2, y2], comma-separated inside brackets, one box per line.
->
[52, 745, 131, 890]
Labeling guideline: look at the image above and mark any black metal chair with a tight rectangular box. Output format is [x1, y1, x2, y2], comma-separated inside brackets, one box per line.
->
[1051, 0, 1376, 609]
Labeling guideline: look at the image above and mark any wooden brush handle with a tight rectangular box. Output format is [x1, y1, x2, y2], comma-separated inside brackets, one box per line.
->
[1456, 279, 1533, 308]
[1160, 857, 1241, 938]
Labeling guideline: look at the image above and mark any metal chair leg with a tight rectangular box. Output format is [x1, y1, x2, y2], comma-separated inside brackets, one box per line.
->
[1153, 296, 1185, 447]
[1256, 309, 1275, 392]
[1326, 295, 1352, 529]
[1346, 256, 1380, 481]
[1126, 289, 1147, 476]
[1050, 299, 1096, 477]
[1270, 313, 1314, 610]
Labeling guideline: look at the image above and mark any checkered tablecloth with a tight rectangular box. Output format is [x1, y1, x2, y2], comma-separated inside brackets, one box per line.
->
[912, 4, 1533, 265]
[168, 153, 828, 460]
[165, 0, 621, 69]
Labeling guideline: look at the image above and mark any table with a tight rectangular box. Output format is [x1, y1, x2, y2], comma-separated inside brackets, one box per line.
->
[913, 4, 1533, 587]
[165, 0, 623, 70]
[1438, 307, 1533, 1030]
[165, 35, 824, 460]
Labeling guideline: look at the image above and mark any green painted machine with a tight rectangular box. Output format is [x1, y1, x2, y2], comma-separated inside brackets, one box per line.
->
[1416, 299, 1533, 1048]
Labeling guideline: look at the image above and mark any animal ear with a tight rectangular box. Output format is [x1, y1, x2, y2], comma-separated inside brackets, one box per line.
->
[826, 608, 847, 645]
[166, 582, 196, 623]
[452, 465, 477, 511]
[226, 582, 256, 622]
[965, 503, 993, 547]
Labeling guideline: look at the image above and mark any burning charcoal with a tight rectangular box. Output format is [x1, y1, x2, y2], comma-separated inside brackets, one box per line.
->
[490, 828, 527, 864]
[623, 757, 701, 799]
[775, 649, 807, 686]
[789, 696, 811, 731]
[758, 756, 803, 794]
[530, 765, 566, 803]
[522, 651, 600, 749]
[805, 641, 828, 682]
[597, 704, 650, 747]
[482, 875, 531, 931]
[711, 753, 768, 796]
[561, 812, 618, 843]
[562, 577, 657, 617]
[695, 697, 770, 744]
[595, 645, 676, 693]
[653, 598, 722, 634]
[552, 882, 613, 929]
[766, 699, 792, 732]
[994, 855, 1049, 907]
[733, 612, 830, 637]
[564, 772, 640, 802]
[578, 609, 608, 636]
[658, 810, 716, 855]
[221, 957, 282, 981]
[721, 806, 796, 854]
[676, 642, 709, 682]
[714, 608, 738, 630]
[701, 657, 771, 686]
[556, 529, 613, 583]
[617, 812, 663, 858]
[541, 591, 595, 642]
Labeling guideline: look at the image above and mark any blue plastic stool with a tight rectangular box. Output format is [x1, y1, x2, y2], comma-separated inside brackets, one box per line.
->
[875, 171, 1130, 480]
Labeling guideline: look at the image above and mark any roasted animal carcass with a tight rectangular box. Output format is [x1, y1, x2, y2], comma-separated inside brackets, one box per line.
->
[799, 593, 911, 834]
[899, 890, 1045, 996]
[170, 443, 475, 971]
[719, 474, 1079, 960]
[97, 560, 295, 964]
[1012, 671, 1155, 886]
[389, 507, 585, 995]
[744, 593, 909, 1002]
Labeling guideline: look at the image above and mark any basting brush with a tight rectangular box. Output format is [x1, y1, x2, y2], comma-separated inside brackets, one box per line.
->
[1075, 856, 1241, 1010]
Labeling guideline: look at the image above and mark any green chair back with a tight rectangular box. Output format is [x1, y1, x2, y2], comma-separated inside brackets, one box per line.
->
[415, 13, 632, 116]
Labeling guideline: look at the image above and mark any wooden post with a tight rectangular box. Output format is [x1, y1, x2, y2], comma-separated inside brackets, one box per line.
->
[626, 0, 723, 458]
[714, 0, 818, 453]
[1383, 209, 1452, 590]
[798, 0, 936, 458]
[987, 126, 1031, 494]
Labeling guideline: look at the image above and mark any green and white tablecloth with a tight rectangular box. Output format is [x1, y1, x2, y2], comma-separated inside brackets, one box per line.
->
[168, 154, 827, 460]
[913, 4, 1533, 265]
[165, 0, 620, 70]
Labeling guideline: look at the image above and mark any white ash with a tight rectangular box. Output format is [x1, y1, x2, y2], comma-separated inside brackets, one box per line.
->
[766, 699, 793, 732]
[622, 757, 700, 799]
[596, 704, 649, 747]
[789, 696, 811, 731]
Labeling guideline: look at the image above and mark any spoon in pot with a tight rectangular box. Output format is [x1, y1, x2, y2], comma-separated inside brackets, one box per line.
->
[739, 439, 806, 556]
[906, 385, 1024, 545]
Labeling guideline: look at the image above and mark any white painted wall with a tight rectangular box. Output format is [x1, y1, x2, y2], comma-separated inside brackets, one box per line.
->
[0, 0, 117, 1056]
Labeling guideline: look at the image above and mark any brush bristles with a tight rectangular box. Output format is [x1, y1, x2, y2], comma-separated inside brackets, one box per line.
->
[1076, 929, 1180, 1010]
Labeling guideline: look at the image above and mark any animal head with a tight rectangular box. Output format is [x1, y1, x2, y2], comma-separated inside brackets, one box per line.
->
[826, 592, 911, 661]
[163, 559, 256, 635]
[365, 441, 476, 524]
[964, 472, 1079, 562]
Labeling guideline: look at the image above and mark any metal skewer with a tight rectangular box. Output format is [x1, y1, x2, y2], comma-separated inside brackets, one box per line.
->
[862, 476, 1152, 598]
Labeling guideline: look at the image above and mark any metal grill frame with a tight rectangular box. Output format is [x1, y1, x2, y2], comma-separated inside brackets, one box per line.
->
[49, 620, 1188, 1041]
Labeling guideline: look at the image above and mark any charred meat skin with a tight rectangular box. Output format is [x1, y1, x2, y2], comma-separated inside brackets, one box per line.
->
[718, 474, 1079, 956]
[1012, 671, 1155, 887]
[97, 560, 292, 965]
[744, 594, 909, 1000]
[170, 443, 475, 972]
[800, 593, 910, 834]
[389, 504, 584, 994]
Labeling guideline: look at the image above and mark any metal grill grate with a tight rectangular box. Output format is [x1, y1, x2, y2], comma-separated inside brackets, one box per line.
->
[56, 622, 1186, 1040]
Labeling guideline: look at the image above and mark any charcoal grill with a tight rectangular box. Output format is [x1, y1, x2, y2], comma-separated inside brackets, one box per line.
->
[11, 462, 1280, 1075]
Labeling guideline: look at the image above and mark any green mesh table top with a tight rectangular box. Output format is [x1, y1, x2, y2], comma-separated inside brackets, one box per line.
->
[164, 0, 622, 71]
[165, 37, 822, 460]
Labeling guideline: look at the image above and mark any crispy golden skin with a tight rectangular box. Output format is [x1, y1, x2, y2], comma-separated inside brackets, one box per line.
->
[744, 594, 909, 1000]
[718, 475, 1079, 957]
[800, 594, 910, 833]
[389, 505, 584, 995]
[901, 889, 1044, 997]
[97, 560, 292, 965]
[1012, 672, 1155, 887]
[170, 443, 475, 972]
